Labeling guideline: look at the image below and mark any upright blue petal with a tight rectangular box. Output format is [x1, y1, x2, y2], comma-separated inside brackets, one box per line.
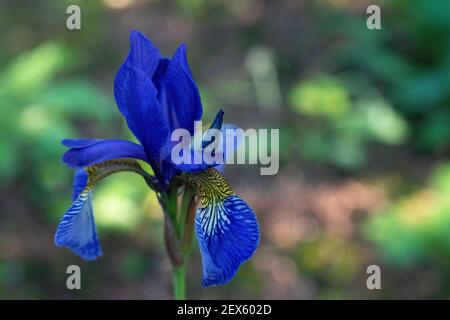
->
[114, 31, 162, 144]
[185, 168, 259, 287]
[150, 44, 202, 133]
[171, 43, 195, 77]
[152, 58, 171, 128]
[164, 44, 203, 134]
[117, 30, 161, 80]
[114, 63, 170, 168]
[55, 179, 102, 261]
[202, 109, 224, 148]
[62, 139, 148, 168]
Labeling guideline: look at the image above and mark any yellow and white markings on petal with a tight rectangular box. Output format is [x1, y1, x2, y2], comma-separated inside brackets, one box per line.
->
[184, 168, 234, 237]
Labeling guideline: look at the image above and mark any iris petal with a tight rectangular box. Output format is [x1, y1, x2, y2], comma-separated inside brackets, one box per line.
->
[167, 111, 240, 174]
[55, 184, 102, 261]
[119, 30, 161, 79]
[72, 168, 88, 201]
[114, 64, 170, 167]
[170, 150, 225, 173]
[166, 109, 225, 173]
[202, 109, 224, 149]
[62, 138, 100, 149]
[185, 168, 259, 287]
[62, 139, 148, 168]
[152, 58, 170, 128]
[56, 159, 154, 260]
[171, 43, 195, 76]
[165, 44, 203, 134]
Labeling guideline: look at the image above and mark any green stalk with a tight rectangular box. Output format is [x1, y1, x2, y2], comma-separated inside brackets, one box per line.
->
[165, 182, 187, 300]
[161, 181, 197, 300]
[178, 188, 193, 240]
[172, 265, 186, 300]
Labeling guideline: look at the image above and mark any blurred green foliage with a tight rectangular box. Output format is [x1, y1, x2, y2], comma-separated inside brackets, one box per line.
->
[365, 163, 450, 268]
[0, 41, 114, 204]
[285, 0, 449, 170]
[289, 74, 408, 170]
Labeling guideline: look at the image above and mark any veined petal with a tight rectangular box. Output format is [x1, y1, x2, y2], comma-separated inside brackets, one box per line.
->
[152, 58, 170, 126]
[165, 44, 203, 134]
[114, 31, 163, 144]
[184, 168, 259, 287]
[171, 43, 194, 77]
[72, 168, 88, 201]
[55, 187, 102, 261]
[118, 30, 161, 80]
[114, 63, 170, 166]
[62, 139, 148, 168]
[55, 159, 154, 260]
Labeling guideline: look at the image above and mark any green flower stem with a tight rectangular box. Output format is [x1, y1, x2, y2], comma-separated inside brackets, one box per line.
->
[163, 182, 196, 300]
[172, 265, 186, 300]
[181, 195, 197, 254]
[178, 188, 193, 240]
[166, 183, 179, 228]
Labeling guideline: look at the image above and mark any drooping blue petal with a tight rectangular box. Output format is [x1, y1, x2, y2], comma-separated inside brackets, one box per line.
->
[196, 195, 259, 287]
[62, 139, 148, 168]
[56, 159, 153, 260]
[185, 168, 259, 287]
[72, 168, 88, 201]
[114, 63, 170, 168]
[55, 187, 102, 261]
[164, 44, 203, 134]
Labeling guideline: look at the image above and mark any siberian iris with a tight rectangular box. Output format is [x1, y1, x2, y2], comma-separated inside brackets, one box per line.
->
[55, 30, 259, 296]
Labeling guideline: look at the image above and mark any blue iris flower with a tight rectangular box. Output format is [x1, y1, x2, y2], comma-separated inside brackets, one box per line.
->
[55, 30, 259, 288]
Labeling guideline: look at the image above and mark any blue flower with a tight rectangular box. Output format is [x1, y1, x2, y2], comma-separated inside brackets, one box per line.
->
[55, 30, 259, 287]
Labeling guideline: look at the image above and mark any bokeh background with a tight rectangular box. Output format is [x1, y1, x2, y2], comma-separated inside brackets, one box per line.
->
[0, 0, 450, 299]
